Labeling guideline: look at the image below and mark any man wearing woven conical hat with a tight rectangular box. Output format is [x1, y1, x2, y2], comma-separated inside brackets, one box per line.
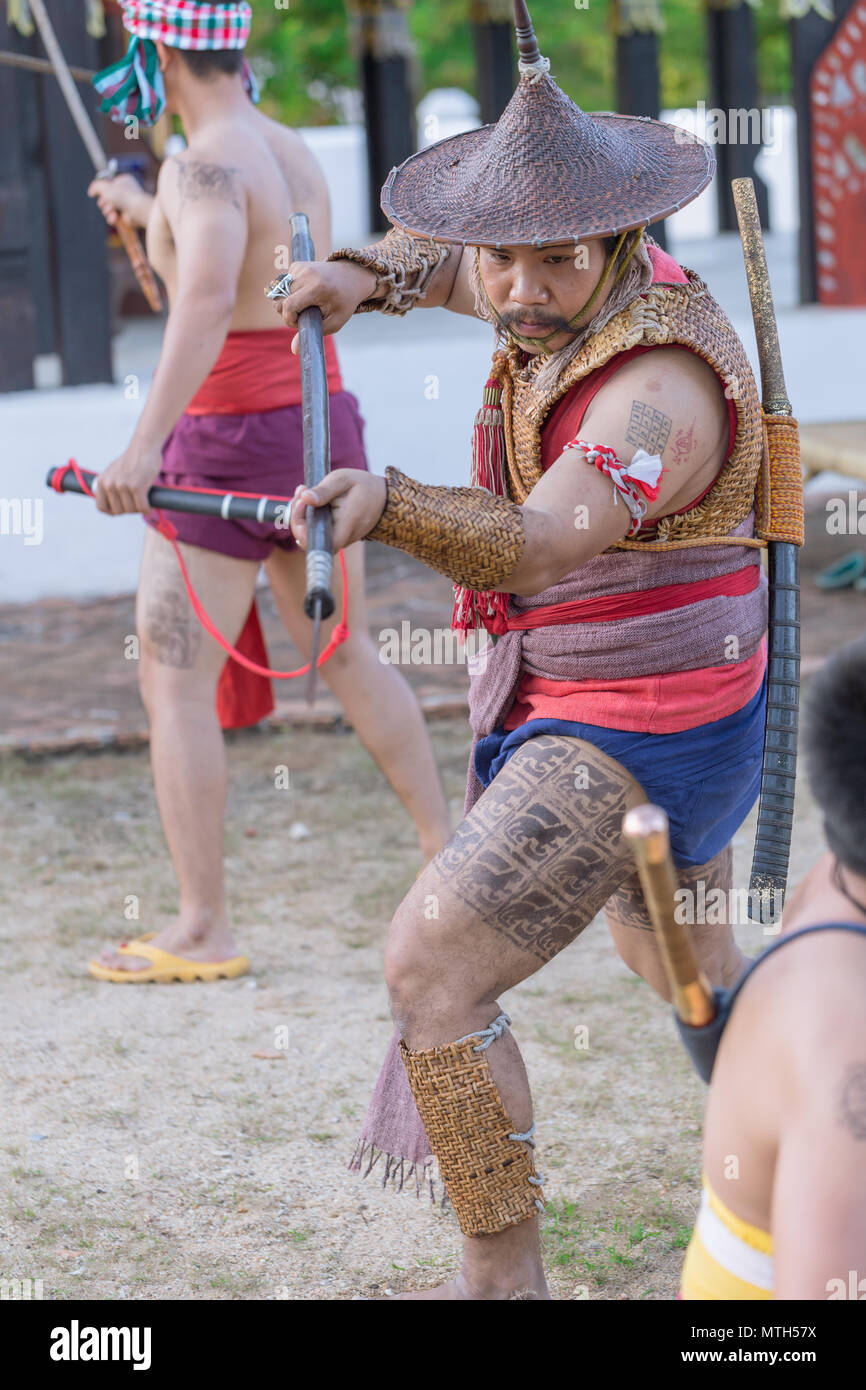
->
[275, 1, 768, 1299]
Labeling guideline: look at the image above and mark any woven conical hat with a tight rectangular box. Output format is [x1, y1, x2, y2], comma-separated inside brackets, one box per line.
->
[381, 1, 714, 247]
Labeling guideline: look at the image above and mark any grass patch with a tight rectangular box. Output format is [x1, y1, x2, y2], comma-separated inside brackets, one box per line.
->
[542, 1195, 694, 1292]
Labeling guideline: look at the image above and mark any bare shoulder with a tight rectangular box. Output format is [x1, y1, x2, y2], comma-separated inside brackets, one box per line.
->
[624, 343, 726, 395]
[733, 927, 866, 1100]
[253, 113, 328, 193]
[580, 344, 730, 514]
[159, 140, 246, 216]
[593, 346, 728, 443]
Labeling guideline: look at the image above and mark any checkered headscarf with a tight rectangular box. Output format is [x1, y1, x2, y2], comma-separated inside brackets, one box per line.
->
[119, 1, 252, 49]
[93, 1, 258, 126]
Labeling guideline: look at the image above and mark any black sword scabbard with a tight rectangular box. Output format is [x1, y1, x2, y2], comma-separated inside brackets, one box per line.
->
[749, 540, 800, 918]
[289, 212, 335, 628]
[46, 466, 294, 527]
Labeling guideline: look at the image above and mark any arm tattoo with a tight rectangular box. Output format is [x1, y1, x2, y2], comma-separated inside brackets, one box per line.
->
[176, 160, 243, 213]
[671, 417, 697, 466]
[625, 399, 672, 456]
[838, 1063, 866, 1141]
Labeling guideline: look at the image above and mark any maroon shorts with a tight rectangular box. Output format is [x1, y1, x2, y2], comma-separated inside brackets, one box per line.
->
[144, 389, 369, 561]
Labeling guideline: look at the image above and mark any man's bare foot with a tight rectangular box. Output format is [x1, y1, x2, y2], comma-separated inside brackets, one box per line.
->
[392, 1267, 550, 1301]
[94, 915, 242, 973]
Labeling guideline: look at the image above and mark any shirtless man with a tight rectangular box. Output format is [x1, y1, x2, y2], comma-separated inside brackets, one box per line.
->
[681, 636, 866, 1300]
[85, 3, 450, 982]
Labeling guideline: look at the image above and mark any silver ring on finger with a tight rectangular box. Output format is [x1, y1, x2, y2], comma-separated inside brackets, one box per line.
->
[266, 272, 294, 300]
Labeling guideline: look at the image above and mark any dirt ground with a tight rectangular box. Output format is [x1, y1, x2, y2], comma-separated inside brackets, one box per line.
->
[0, 709, 826, 1301]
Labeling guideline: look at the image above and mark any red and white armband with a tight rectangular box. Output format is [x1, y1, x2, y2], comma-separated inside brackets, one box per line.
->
[563, 439, 664, 536]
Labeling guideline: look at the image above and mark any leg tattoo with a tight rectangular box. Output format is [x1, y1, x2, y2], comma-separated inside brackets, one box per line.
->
[434, 735, 646, 965]
[141, 582, 202, 669]
[605, 842, 745, 993]
[605, 843, 734, 934]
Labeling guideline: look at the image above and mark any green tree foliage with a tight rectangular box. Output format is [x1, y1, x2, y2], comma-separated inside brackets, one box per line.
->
[250, 0, 790, 129]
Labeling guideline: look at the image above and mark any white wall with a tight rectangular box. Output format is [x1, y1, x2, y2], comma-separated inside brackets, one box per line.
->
[297, 124, 371, 249]
[661, 104, 798, 240]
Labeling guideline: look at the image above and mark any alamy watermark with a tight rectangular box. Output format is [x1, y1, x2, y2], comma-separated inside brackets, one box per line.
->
[378, 622, 490, 672]
[50, 1322, 151, 1369]
[825, 491, 866, 536]
[675, 880, 784, 934]
[0, 1277, 43, 1299]
[0, 498, 43, 546]
[826, 1270, 866, 1300]
[673, 101, 781, 155]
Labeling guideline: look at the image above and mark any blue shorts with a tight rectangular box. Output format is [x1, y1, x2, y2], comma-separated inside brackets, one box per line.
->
[473, 677, 767, 869]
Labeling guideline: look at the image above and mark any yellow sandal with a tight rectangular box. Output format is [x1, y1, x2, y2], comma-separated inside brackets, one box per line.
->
[88, 933, 250, 984]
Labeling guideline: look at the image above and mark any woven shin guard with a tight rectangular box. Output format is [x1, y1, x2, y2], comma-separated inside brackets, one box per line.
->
[367, 466, 525, 590]
[327, 228, 451, 316]
[399, 1013, 545, 1236]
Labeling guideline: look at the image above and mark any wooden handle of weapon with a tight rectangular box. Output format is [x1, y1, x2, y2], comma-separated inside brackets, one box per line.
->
[732, 178, 790, 417]
[290, 211, 335, 624]
[0, 49, 94, 83]
[733, 178, 800, 922]
[115, 214, 163, 314]
[623, 805, 716, 1027]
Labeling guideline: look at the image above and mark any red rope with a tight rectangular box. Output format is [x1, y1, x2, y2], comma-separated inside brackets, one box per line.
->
[54, 459, 350, 680]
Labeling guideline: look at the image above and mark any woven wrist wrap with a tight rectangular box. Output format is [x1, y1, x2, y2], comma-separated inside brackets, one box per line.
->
[327, 228, 450, 316]
[399, 1014, 545, 1237]
[366, 467, 525, 590]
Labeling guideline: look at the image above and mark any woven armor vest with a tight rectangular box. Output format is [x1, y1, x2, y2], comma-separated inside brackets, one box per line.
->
[496, 269, 764, 549]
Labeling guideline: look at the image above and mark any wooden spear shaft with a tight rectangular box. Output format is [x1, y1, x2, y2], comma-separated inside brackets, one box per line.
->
[27, 0, 163, 314]
[0, 48, 93, 82]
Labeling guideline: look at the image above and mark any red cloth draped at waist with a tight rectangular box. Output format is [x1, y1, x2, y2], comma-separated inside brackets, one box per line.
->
[186, 330, 343, 415]
[496, 563, 760, 633]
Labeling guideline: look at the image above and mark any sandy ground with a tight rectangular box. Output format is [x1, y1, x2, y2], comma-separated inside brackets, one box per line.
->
[0, 713, 825, 1301]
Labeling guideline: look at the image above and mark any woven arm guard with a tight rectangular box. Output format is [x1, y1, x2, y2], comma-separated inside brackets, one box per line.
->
[327, 227, 451, 317]
[366, 466, 525, 589]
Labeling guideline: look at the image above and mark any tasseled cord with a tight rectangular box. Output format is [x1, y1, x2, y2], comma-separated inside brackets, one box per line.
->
[451, 360, 513, 636]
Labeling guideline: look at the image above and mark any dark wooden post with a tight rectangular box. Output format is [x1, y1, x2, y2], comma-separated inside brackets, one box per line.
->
[17, 62, 56, 359]
[470, 0, 516, 125]
[353, 0, 416, 234]
[705, 0, 770, 233]
[789, 0, 856, 304]
[37, 0, 112, 385]
[612, 1, 667, 250]
[0, 25, 38, 390]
